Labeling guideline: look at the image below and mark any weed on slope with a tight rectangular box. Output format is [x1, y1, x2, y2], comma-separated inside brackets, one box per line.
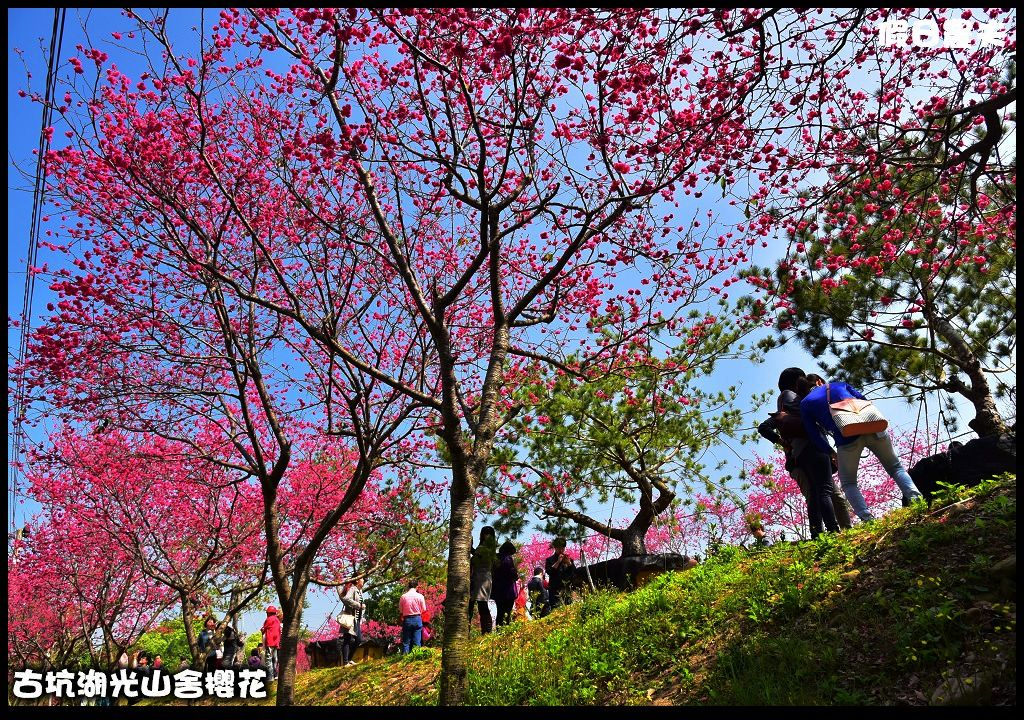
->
[465, 476, 1015, 706]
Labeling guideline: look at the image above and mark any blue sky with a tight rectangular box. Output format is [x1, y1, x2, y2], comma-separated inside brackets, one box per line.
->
[7, 8, 1002, 638]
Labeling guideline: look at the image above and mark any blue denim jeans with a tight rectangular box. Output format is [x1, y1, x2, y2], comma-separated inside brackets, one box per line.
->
[401, 615, 423, 654]
[837, 431, 923, 521]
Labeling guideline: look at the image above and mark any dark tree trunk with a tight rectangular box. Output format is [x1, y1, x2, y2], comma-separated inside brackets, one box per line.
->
[438, 465, 476, 706]
[180, 593, 200, 668]
[274, 595, 305, 706]
[619, 528, 648, 557]
[615, 481, 672, 558]
[926, 304, 1007, 437]
[433, 317, 509, 706]
[966, 385, 1007, 437]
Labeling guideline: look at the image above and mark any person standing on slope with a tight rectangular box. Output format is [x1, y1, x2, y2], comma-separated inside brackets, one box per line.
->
[260, 606, 282, 680]
[799, 375, 923, 522]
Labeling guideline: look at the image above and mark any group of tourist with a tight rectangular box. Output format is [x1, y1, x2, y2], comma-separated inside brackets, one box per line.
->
[391, 527, 579, 657]
[189, 608, 277, 680]
[112, 366, 924, 679]
[125, 367, 920, 676]
[467, 526, 577, 636]
[81, 365, 934, 692]
[154, 537, 571, 679]
[758, 367, 924, 539]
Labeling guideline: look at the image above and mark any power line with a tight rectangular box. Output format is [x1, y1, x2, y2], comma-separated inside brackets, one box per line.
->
[10, 8, 66, 531]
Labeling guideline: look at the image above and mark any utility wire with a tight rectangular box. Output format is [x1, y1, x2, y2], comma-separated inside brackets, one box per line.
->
[10, 8, 66, 531]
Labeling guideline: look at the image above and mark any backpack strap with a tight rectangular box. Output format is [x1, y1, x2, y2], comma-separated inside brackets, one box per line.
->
[826, 382, 831, 404]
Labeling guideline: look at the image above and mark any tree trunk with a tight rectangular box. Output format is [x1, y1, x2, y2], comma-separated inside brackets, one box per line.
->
[438, 466, 476, 706]
[925, 305, 1007, 437]
[619, 528, 648, 557]
[617, 487, 668, 557]
[180, 593, 200, 667]
[101, 632, 115, 672]
[966, 385, 1007, 437]
[275, 595, 305, 707]
[228, 587, 241, 631]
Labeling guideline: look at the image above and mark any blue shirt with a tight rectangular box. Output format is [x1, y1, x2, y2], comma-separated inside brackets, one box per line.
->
[800, 382, 867, 453]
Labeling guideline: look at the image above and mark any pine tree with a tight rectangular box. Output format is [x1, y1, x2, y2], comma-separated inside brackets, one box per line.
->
[746, 160, 1015, 437]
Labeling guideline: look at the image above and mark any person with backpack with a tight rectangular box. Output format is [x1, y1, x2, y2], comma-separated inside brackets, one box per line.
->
[782, 374, 844, 538]
[799, 375, 924, 522]
[759, 368, 850, 538]
[260, 606, 282, 680]
[492, 540, 520, 628]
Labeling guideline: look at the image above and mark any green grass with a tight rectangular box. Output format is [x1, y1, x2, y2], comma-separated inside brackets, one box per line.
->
[145, 475, 1016, 706]
[463, 475, 1015, 705]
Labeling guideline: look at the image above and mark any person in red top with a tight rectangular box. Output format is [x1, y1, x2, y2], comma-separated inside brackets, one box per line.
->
[514, 578, 529, 620]
[421, 606, 433, 644]
[261, 606, 282, 680]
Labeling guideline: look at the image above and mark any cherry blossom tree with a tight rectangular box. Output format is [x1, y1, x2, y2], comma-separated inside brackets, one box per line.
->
[224, 9, 773, 701]
[19, 423, 431, 691]
[8, 516, 172, 673]
[26, 428, 268, 666]
[18, 19, 429, 694]
[16, 7, 1015, 705]
[643, 502, 733, 557]
[19, 304, 419, 703]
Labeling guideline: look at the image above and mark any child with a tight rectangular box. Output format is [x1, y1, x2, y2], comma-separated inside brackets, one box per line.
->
[514, 577, 530, 621]
[421, 606, 432, 644]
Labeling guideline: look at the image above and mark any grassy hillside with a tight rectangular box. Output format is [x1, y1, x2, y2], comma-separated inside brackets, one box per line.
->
[158, 475, 1017, 706]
